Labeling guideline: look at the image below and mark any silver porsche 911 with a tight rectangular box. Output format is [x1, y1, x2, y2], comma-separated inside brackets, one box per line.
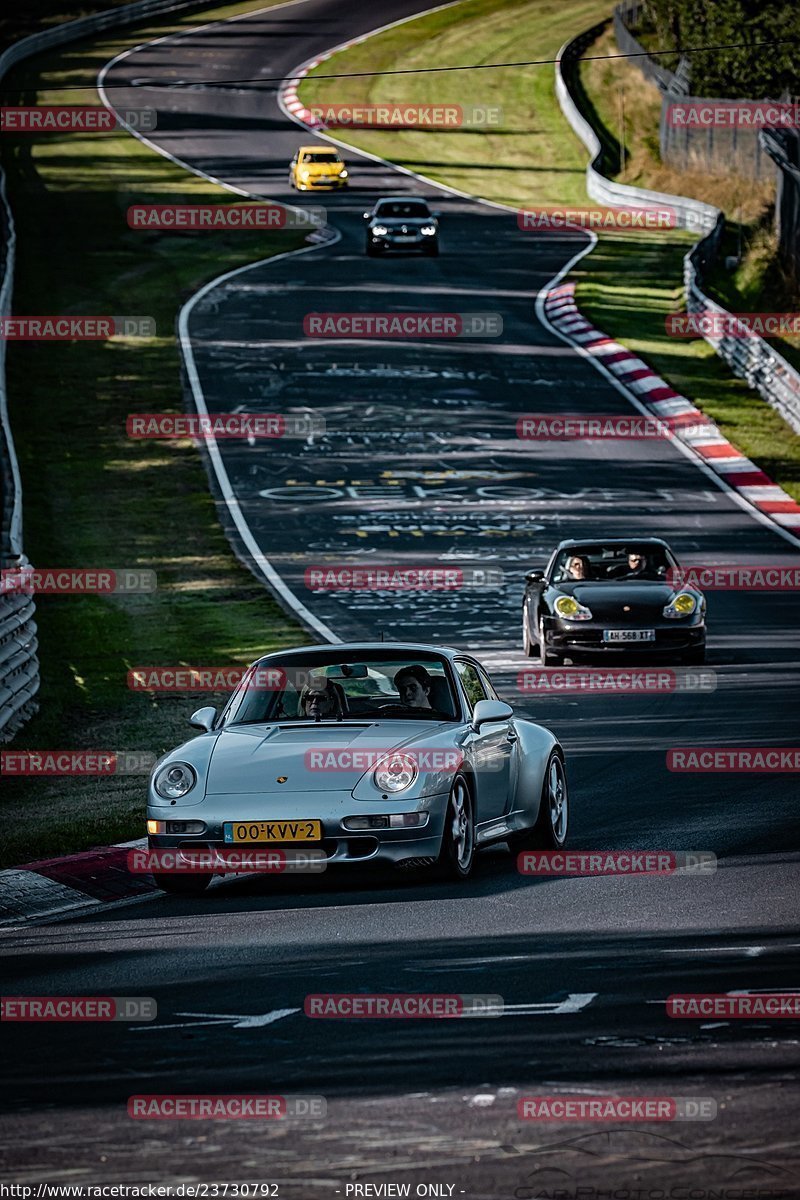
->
[146, 643, 568, 894]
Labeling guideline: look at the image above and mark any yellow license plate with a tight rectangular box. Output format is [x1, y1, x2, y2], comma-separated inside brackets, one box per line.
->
[224, 820, 322, 844]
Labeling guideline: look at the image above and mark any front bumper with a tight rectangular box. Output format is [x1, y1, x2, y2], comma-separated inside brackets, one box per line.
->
[147, 789, 448, 868]
[543, 616, 706, 657]
[369, 234, 436, 252]
[297, 177, 348, 190]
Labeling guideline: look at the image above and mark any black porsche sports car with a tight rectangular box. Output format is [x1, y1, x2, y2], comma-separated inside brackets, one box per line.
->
[522, 538, 706, 665]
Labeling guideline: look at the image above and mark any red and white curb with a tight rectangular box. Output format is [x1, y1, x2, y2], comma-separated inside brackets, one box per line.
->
[543, 282, 800, 541]
[0, 839, 153, 925]
[279, 2, 463, 137]
[281, 40, 358, 129]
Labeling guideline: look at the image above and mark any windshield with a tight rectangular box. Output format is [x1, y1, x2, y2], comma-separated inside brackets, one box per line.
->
[304, 152, 341, 163]
[224, 652, 459, 725]
[374, 201, 431, 219]
[551, 544, 675, 583]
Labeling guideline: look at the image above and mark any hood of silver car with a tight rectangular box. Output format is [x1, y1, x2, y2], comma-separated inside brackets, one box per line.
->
[205, 721, 448, 794]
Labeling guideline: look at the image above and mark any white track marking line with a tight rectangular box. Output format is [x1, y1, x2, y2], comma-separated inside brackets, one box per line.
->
[97, 0, 317, 204]
[177, 234, 344, 641]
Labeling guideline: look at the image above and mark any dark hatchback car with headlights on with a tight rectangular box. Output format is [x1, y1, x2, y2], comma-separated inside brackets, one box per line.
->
[522, 538, 706, 665]
[363, 196, 440, 256]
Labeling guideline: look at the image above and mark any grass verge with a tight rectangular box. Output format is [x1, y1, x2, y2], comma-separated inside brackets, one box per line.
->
[0, 0, 311, 867]
[575, 24, 800, 497]
[299, 2, 800, 501]
[298, 0, 610, 209]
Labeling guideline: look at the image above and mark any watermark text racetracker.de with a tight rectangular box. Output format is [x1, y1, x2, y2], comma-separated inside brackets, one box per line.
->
[1, 106, 157, 132]
[666, 100, 800, 129]
[307, 102, 503, 128]
[126, 413, 324, 439]
[128, 848, 327, 875]
[127, 203, 325, 230]
[1, 996, 156, 1022]
[518, 668, 716, 695]
[303, 565, 503, 591]
[0, 316, 155, 340]
[127, 1095, 326, 1120]
[516, 414, 704, 440]
[667, 311, 800, 338]
[517, 851, 717, 876]
[667, 747, 800, 772]
[127, 666, 286, 692]
[518, 205, 678, 231]
[304, 993, 503, 1018]
[666, 564, 800, 591]
[517, 1095, 717, 1121]
[303, 312, 503, 338]
[667, 992, 800, 1018]
[0, 568, 156, 595]
[1, 750, 154, 775]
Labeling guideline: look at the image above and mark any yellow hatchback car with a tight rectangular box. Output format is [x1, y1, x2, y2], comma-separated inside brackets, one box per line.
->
[288, 146, 349, 190]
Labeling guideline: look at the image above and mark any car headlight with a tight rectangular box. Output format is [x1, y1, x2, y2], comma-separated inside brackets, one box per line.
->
[554, 594, 593, 621]
[339, 170, 348, 178]
[300, 170, 311, 179]
[153, 761, 197, 799]
[420, 225, 437, 235]
[663, 592, 697, 618]
[371, 224, 388, 236]
[374, 752, 418, 794]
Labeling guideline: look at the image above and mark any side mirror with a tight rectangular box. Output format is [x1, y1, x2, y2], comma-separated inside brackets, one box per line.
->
[432, 210, 442, 218]
[189, 706, 217, 732]
[471, 699, 513, 731]
[525, 570, 544, 585]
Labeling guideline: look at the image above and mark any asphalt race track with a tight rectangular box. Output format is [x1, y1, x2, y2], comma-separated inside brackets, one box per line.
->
[2, 0, 799, 1194]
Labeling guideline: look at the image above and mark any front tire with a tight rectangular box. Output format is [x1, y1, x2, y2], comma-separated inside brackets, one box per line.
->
[540, 619, 564, 666]
[523, 605, 539, 658]
[436, 773, 475, 880]
[509, 751, 568, 852]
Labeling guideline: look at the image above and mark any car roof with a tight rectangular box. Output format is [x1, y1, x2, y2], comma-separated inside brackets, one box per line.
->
[555, 537, 672, 549]
[374, 196, 430, 204]
[256, 642, 465, 663]
[298, 145, 339, 152]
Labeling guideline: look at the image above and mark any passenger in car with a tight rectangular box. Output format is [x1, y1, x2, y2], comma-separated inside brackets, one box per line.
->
[393, 665, 434, 710]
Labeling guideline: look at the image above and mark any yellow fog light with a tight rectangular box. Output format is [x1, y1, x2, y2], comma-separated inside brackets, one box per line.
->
[664, 592, 698, 618]
[147, 820, 162, 835]
[555, 595, 579, 617]
[554, 594, 592, 620]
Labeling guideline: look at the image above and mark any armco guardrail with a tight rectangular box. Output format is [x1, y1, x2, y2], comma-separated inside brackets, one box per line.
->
[555, 27, 800, 438]
[0, 0, 218, 742]
[555, 24, 718, 236]
[0, 575, 39, 743]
